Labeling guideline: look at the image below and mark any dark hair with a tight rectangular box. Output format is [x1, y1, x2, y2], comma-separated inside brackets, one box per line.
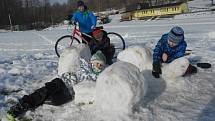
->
[84, 5, 88, 10]
[77, 0, 85, 7]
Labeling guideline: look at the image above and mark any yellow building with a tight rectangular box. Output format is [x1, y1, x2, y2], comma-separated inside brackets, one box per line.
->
[121, 2, 189, 20]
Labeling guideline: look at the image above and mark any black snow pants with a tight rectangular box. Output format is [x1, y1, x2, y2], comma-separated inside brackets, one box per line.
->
[19, 78, 74, 109]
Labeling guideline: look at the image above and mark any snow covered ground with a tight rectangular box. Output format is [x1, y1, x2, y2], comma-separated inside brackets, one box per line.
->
[1, 0, 215, 120]
[188, 0, 215, 12]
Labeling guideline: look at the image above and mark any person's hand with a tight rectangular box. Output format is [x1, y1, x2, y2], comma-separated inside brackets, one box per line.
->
[152, 71, 160, 78]
[162, 53, 168, 62]
[69, 20, 76, 25]
[152, 63, 162, 78]
[153, 63, 162, 74]
[67, 14, 73, 20]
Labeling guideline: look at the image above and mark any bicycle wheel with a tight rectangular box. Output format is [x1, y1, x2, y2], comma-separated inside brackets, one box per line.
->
[55, 35, 80, 57]
[107, 32, 125, 58]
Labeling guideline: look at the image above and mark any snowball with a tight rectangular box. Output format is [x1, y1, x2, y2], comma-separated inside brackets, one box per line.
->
[95, 61, 147, 119]
[8, 67, 22, 76]
[73, 81, 96, 105]
[58, 44, 91, 75]
[162, 57, 190, 79]
[117, 46, 152, 71]
[34, 53, 44, 60]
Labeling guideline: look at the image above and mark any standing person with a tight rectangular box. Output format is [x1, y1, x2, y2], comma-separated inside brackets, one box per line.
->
[71, 0, 97, 46]
[6, 51, 106, 121]
[152, 26, 196, 78]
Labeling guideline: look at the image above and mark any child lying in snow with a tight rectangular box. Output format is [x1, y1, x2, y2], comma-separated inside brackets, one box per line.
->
[6, 51, 106, 120]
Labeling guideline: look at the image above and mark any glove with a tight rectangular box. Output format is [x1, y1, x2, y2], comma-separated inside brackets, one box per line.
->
[152, 63, 162, 78]
[67, 14, 73, 20]
[152, 71, 160, 78]
[153, 63, 162, 74]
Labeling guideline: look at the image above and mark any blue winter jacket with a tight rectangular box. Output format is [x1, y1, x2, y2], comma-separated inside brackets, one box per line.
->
[72, 10, 97, 33]
[153, 34, 187, 64]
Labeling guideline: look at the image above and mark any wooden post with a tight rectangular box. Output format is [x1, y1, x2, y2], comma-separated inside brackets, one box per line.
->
[8, 14, 13, 31]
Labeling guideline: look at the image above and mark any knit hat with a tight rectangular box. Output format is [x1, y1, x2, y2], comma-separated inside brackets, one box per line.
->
[77, 0, 85, 7]
[90, 51, 106, 64]
[168, 26, 184, 44]
[93, 29, 103, 37]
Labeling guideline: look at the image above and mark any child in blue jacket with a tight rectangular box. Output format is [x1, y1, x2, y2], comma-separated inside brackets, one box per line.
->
[152, 26, 196, 78]
[71, 1, 97, 43]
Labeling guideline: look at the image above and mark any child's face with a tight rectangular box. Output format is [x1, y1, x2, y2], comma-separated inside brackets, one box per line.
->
[168, 39, 177, 48]
[91, 61, 104, 73]
[94, 32, 103, 41]
[78, 6, 85, 12]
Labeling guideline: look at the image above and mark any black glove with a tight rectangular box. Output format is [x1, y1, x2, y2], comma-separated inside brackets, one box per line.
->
[153, 63, 162, 74]
[69, 21, 76, 25]
[152, 71, 160, 78]
[152, 63, 162, 78]
[67, 14, 73, 20]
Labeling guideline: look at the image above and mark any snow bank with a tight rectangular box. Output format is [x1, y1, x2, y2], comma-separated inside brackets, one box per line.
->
[162, 57, 190, 79]
[58, 44, 91, 75]
[95, 61, 147, 120]
[117, 46, 152, 71]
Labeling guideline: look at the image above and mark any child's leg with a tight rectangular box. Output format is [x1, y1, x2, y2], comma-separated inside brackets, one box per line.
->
[45, 78, 75, 105]
[7, 78, 74, 118]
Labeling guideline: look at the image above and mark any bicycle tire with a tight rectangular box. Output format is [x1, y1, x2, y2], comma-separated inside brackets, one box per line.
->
[107, 32, 126, 58]
[55, 35, 80, 57]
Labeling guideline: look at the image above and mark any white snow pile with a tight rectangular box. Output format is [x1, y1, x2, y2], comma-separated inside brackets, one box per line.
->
[95, 61, 147, 120]
[58, 44, 91, 75]
[73, 81, 96, 105]
[56, 45, 149, 120]
[8, 67, 22, 76]
[117, 45, 152, 71]
[118, 45, 190, 79]
[162, 57, 190, 79]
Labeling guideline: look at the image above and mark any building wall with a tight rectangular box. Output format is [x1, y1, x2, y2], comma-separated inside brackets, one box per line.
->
[133, 3, 189, 18]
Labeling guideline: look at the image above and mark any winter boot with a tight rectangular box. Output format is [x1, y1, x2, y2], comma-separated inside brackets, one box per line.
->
[6, 100, 29, 119]
[184, 64, 197, 76]
[6, 113, 16, 121]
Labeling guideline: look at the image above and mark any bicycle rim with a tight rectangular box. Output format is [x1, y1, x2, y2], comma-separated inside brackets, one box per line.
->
[55, 35, 80, 57]
[107, 32, 125, 58]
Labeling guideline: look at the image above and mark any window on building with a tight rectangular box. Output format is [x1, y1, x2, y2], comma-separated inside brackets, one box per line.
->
[177, 7, 179, 10]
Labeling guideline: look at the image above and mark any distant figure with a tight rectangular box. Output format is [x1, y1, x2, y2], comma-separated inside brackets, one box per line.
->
[152, 26, 196, 78]
[70, 0, 97, 43]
